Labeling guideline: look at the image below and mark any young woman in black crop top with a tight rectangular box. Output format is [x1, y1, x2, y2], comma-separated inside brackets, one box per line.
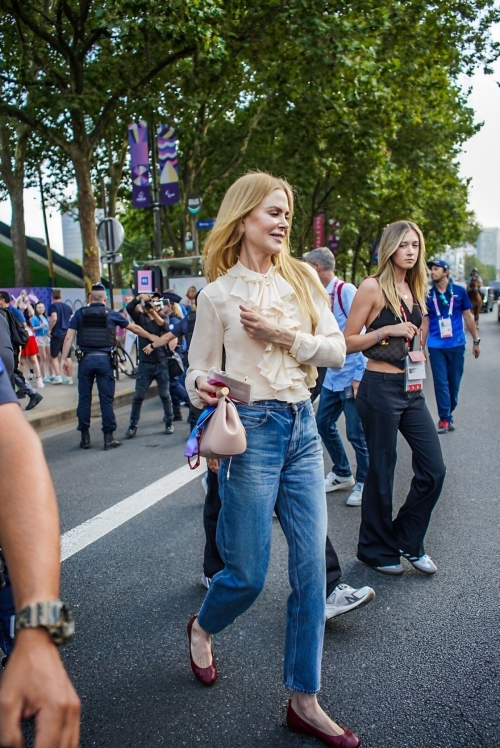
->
[344, 220, 445, 576]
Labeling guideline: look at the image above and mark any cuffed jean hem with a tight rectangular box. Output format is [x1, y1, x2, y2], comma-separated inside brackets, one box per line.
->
[284, 683, 320, 695]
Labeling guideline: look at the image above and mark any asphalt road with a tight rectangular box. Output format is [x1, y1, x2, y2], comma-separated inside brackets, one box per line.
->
[35, 313, 500, 748]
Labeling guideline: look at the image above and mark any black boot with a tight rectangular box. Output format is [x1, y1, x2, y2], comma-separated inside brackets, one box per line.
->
[125, 425, 137, 439]
[79, 430, 91, 449]
[104, 432, 122, 450]
[25, 392, 43, 411]
[173, 405, 183, 422]
[164, 422, 174, 435]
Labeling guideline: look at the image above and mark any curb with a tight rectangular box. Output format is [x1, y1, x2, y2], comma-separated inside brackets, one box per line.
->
[27, 383, 159, 433]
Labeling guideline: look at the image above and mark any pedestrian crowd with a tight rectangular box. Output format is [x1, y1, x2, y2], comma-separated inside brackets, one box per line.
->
[0, 170, 483, 747]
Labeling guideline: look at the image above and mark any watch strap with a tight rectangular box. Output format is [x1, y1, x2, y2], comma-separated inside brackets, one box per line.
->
[15, 600, 74, 646]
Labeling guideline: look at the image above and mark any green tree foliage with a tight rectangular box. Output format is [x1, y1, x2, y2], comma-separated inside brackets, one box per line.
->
[0, 0, 498, 288]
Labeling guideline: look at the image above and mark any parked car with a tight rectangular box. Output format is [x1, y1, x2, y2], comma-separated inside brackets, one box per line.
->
[489, 281, 500, 301]
[481, 286, 495, 313]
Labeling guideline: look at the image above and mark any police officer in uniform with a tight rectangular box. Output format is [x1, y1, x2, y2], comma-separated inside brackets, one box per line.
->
[60, 283, 158, 450]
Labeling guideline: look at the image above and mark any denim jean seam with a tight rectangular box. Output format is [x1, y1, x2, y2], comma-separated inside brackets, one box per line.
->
[281, 479, 301, 691]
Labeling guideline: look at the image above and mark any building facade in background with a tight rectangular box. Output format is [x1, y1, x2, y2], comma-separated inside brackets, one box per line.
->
[477, 228, 500, 273]
[61, 211, 83, 262]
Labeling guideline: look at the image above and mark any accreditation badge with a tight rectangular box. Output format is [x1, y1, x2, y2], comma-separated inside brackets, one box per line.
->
[438, 317, 453, 338]
[405, 351, 426, 392]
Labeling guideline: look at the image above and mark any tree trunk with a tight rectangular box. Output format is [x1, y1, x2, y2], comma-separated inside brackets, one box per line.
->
[10, 181, 31, 287]
[73, 154, 100, 289]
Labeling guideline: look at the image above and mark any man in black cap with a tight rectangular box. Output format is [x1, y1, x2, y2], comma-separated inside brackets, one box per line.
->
[422, 260, 481, 434]
[124, 292, 176, 439]
[59, 284, 159, 450]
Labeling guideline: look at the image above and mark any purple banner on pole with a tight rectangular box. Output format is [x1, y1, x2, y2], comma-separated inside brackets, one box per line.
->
[157, 124, 179, 205]
[128, 121, 151, 209]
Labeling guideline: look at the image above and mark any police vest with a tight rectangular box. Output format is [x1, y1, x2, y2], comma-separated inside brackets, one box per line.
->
[77, 306, 116, 349]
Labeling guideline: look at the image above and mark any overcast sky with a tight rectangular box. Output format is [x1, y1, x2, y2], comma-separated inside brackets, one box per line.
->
[1, 28, 500, 255]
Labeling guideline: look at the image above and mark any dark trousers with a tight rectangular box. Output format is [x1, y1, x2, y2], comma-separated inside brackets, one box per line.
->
[355, 370, 446, 566]
[77, 353, 116, 433]
[170, 377, 188, 407]
[203, 469, 342, 597]
[129, 359, 173, 426]
[428, 346, 465, 422]
[0, 563, 14, 661]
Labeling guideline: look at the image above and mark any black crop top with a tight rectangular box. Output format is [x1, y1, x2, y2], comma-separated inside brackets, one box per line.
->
[367, 300, 422, 370]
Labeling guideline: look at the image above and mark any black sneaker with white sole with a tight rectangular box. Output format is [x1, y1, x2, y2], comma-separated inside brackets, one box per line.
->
[326, 583, 376, 620]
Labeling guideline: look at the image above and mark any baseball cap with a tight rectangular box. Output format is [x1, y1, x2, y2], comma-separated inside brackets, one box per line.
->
[91, 282, 106, 291]
[162, 292, 182, 304]
[427, 260, 449, 271]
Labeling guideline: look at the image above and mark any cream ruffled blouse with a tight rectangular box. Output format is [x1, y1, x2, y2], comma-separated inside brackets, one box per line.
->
[185, 260, 346, 408]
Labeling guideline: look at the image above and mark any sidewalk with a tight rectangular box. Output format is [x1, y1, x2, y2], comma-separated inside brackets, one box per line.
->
[24, 364, 157, 432]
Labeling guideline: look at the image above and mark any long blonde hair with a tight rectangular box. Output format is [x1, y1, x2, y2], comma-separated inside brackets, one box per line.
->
[202, 171, 327, 326]
[374, 220, 428, 317]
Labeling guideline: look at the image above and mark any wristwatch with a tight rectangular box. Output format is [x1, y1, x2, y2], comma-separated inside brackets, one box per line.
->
[473, 339, 481, 345]
[14, 600, 75, 646]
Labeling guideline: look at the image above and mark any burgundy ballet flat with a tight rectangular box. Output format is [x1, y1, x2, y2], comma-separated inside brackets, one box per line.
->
[187, 614, 218, 686]
[286, 700, 361, 748]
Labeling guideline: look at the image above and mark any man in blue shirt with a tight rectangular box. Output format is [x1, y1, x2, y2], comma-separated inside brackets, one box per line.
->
[306, 248, 369, 507]
[48, 289, 73, 384]
[60, 284, 157, 450]
[423, 260, 481, 434]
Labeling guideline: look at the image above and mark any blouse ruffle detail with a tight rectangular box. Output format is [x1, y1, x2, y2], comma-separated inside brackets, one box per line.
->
[227, 261, 307, 395]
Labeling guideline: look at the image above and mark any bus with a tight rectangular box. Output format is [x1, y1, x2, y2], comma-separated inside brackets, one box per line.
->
[133, 256, 206, 298]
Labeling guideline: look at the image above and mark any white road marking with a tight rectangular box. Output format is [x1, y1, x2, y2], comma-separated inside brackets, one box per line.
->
[61, 462, 205, 560]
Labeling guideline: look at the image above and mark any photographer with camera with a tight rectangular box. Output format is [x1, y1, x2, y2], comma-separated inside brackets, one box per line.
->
[124, 293, 176, 439]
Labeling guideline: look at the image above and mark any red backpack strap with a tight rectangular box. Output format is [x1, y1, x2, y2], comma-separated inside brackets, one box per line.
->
[335, 281, 347, 317]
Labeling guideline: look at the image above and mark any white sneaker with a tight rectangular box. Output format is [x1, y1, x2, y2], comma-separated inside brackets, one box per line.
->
[324, 472, 355, 493]
[201, 573, 212, 589]
[400, 551, 437, 575]
[346, 482, 363, 506]
[51, 376, 63, 384]
[326, 583, 376, 620]
[35, 377, 44, 389]
[62, 376, 73, 385]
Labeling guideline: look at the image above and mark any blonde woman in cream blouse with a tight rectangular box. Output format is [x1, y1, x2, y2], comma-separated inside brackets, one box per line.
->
[185, 172, 360, 748]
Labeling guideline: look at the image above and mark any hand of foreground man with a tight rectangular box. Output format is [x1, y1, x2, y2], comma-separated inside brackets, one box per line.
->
[0, 630, 80, 748]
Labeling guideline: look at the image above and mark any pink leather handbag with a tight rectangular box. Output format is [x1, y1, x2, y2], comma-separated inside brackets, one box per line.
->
[199, 388, 247, 459]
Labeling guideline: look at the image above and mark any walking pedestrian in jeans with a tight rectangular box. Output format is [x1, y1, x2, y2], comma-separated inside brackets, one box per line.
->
[186, 172, 361, 747]
[305, 248, 369, 507]
[422, 260, 481, 433]
[344, 221, 446, 577]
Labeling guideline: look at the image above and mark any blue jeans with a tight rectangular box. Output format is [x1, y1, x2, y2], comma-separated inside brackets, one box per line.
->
[77, 353, 116, 433]
[316, 386, 369, 483]
[0, 563, 14, 661]
[129, 359, 173, 425]
[428, 346, 465, 422]
[198, 399, 327, 694]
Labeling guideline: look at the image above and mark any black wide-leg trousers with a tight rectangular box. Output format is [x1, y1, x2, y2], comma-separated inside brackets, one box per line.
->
[355, 370, 446, 567]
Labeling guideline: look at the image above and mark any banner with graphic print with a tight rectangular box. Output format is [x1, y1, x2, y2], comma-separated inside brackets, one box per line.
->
[128, 121, 151, 208]
[157, 124, 180, 205]
[313, 213, 325, 249]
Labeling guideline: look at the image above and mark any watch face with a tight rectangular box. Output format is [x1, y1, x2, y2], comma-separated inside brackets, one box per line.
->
[50, 603, 75, 646]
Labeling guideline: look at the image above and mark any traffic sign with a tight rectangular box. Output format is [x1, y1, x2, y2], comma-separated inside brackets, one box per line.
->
[97, 218, 125, 264]
[187, 195, 202, 215]
[196, 219, 215, 230]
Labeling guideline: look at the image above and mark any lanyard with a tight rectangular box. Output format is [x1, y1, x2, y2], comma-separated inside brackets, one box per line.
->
[432, 285, 454, 319]
[399, 302, 423, 349]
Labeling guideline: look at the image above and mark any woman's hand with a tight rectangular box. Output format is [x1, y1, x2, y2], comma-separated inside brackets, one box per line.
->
[239, 305, 278, 341]
[207, 458, 220, 474]
[196, 375, 220, 405]
[384, 322, 418, 339]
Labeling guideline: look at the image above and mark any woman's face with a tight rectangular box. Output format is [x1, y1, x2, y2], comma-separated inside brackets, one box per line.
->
[241, 189, 290, 258]
[36, 303, 45, 315]
[188, 286, 196, 298]
[392, 229, 419, 271]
